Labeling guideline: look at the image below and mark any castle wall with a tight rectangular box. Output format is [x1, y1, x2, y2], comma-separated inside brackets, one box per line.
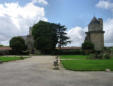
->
[90, 32, 104, 51]
[88, 24, 102, 32]
[85, 17, 104, 51]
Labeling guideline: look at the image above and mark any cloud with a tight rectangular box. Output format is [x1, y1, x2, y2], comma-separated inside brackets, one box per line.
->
[67, 27, 87, 47]
[67, 18, 113, 47]
[96, 0, 113, 46]
[96, 0, 113, 11]
[0, 2, 47, 45]
[66, 0, 113, 47]
[104, 18, 113, 46]
[32, 0, 48, 5]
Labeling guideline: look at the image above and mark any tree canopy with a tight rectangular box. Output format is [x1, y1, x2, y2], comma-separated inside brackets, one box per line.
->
[32, 21, 58, 53]
[82, 41, 94, 50]
[32, 20, 70, 53]
[0, 45, 3, 47]
[56, 24, 71, 49]
[10, 37, 27, 54]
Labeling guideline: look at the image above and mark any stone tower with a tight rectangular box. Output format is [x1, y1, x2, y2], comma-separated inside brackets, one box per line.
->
[26, 27, 35, 53]
[85, 17, 104, 51]
[18, 27, 36, 54]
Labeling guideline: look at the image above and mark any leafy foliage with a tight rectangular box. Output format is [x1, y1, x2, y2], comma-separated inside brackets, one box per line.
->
[32, 21, 58, 53]
[0, 45, 3, 47]
[82, 41, 94, 50]
[10, 37, 27, 54]
[56, 24, 71, 49]
[32, 21, 70, 54]
[55, 49, 83, 55]
[103, 53, 111, 59]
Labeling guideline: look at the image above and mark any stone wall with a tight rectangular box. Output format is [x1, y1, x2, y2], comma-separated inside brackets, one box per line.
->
[20, 27, 35, 54]
[90, 32, 104, 51]
[85, 17, 104, 51]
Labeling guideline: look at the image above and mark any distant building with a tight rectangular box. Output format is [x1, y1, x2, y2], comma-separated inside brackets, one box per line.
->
[85, 17, 105, 51]
[0, 46, 12, 55]
[20, 27, 35, 54]
[19, 17, 105, 53]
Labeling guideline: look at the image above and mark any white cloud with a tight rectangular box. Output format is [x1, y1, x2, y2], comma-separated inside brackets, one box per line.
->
[66, 0, 113, 47]
[67, 18, 113, 47]
[104, 18, 113, 46]
[96, 0, 113, 11]
[96, 0, 113, 46]
[67, 27, 87, 47]
[32, 0, 48, 5]
[0, 2, 47, 45]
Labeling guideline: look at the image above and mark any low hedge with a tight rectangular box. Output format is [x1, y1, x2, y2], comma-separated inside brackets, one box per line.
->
[54, 49, 84, 55]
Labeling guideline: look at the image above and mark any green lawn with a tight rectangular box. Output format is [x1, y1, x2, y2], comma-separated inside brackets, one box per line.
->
[0, 56, 29, 62]
[61, 55, 113, 71]
[60, 55, 88, 59]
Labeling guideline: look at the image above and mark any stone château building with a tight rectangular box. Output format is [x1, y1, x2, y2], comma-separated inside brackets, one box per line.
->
[20, 27, 35, 54]
[19, 17, 105, 53]
[85, 17, 105, 51]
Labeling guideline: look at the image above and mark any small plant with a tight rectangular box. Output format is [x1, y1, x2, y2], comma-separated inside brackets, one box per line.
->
[87, 54, 95, 59]
[96, 53, 103, 59]
[88, 52, 104, 59]
[104, 53, 111, 59]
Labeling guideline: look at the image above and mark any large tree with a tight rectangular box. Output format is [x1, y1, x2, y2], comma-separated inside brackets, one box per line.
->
[10, 37, 27, 54]
[32, 21, 58, 53]
[56, 24, 71, 49]
[32, 21, 70, 53]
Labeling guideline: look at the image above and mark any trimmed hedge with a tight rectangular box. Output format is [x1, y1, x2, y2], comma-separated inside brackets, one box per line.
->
[54, 49, 84, 55]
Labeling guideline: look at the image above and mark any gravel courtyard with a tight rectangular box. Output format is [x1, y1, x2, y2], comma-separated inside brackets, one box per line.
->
[0, 56, 113, 86]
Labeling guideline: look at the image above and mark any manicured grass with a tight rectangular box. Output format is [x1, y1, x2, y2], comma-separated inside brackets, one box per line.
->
[0, 56, 29, 62]
[60, 55, 88, 59]
[60, 55, 113, 71]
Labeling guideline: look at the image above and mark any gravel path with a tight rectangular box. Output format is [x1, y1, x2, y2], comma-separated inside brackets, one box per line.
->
[0, 56, 113, 86]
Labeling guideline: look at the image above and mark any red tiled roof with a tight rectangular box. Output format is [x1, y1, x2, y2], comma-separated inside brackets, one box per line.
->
[0, 46, 12, 51]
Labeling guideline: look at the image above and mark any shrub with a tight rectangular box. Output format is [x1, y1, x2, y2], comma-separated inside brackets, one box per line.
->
[82, 41, 95, 54]
[88, 53, 103, 59]
[54, 49, 84, 55]
[10, 37, 27, 55]
[104, 53, 111, 59]
[87, 54, 95, 59]
[96, 53, 103, 59]
[82, 41, 94, 50]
